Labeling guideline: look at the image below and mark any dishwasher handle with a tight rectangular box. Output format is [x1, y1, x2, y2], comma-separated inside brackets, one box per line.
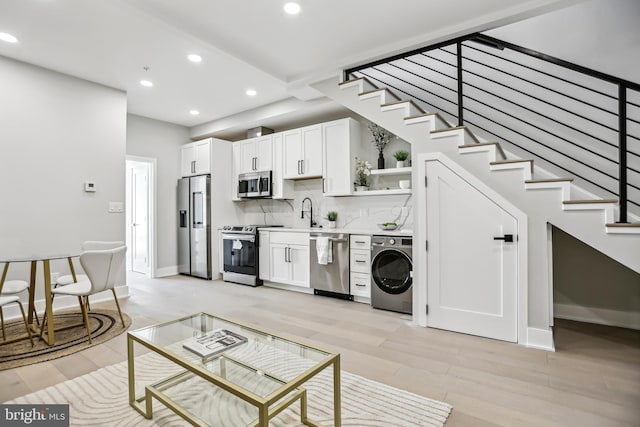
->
[310, 236, 348, 243]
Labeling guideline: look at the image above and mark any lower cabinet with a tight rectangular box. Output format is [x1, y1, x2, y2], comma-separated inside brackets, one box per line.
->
[350, 272, 371, 298]
[268, 232, 310, 288]
[259, 231, 270, 280]
[350, 235, 371, 299]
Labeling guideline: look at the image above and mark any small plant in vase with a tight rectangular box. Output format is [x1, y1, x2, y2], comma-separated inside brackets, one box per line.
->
[393, 150, 409, 168]
[354, 157, 372, 191]
[327, 211, 338, 228]
[368, 122, 395, 169]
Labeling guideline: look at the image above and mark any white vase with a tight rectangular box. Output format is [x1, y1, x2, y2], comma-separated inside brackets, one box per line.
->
[396, 160, 405, 168]
[327, 221, 336, 229]
[355, 186, 368, 192]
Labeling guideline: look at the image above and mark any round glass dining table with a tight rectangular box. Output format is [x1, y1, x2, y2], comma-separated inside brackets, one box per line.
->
[0, 251, 80, 345]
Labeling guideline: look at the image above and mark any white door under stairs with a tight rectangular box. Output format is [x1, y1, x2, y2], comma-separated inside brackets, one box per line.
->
[426, 160, 518, 342]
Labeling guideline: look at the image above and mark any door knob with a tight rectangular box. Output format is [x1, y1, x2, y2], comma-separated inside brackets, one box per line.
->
[493, 234, 514, 243]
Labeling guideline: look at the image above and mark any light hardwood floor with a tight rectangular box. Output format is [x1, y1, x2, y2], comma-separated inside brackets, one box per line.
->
[1, 273, 639, 426]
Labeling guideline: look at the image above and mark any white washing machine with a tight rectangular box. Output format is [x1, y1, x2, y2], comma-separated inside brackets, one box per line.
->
[370, 235, 413, 314]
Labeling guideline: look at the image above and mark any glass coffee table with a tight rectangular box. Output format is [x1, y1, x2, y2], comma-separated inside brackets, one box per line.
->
[127, 312, 341, 427]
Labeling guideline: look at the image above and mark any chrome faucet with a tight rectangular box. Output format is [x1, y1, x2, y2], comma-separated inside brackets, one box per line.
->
[301, 197, 316, 228]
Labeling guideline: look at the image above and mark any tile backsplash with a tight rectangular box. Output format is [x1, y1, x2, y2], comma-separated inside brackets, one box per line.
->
[238, 178, 413, 232]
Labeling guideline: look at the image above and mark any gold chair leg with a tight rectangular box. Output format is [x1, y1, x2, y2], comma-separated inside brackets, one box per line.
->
[0, 306, 5, 341]
[39, 293, 55, 340]
[78, 296, 92, 344]
[16, 301, 34, 346]
[111, 289, 126, 327]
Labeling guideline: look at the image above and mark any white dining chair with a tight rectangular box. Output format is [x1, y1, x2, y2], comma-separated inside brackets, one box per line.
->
[0, 266, 35, 346]
[0, 264, 39, 327]
[55, 241, 125, 287]
[49, 246, 127, 344]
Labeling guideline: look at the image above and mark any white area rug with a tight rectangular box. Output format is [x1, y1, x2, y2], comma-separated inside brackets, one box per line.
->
[9, 351, 452, 426]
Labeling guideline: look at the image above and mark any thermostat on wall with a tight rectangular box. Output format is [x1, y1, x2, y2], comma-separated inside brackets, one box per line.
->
[84, 181, 97, 192]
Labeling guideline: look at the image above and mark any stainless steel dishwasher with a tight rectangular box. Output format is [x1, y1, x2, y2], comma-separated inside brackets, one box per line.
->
[310, 232, 352, 300]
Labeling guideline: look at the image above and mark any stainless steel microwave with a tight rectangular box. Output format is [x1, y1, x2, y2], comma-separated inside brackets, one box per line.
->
[238, 171, 272, 198]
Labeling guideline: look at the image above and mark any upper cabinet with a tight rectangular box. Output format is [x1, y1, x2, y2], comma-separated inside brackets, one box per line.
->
[236, 135, 272, 174]
[181, 138, 211, 177]
[322, 118, 360, 196]
[283, 124, 322, 179]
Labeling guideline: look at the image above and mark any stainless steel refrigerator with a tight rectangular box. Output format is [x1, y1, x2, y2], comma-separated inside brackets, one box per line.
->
[178, 175, 212, 279]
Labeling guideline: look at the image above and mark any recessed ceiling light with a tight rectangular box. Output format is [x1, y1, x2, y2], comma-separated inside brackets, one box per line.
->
[187, 54, 202, 63]
[0, 32, 18, 43]
[140, 80, 153, 87]
[283, 2, 301, 15]
[190, 110, 200, 116]
[246, 89, 257, 96]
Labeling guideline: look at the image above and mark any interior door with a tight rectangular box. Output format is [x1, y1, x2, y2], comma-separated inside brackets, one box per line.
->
[426, 160, 518, 342]
[131, 164, 149, 274]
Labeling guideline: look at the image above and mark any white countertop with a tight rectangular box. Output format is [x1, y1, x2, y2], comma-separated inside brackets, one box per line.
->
[259, 227, 413, 236]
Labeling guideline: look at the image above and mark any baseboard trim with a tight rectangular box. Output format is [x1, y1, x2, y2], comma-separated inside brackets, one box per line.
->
[155, 266, 178, 278]
[554, 303, 640, 330]
[263, 281, 314, 295]
[526, 327, 555, 351]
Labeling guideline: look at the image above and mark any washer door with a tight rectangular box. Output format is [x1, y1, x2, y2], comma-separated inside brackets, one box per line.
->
[371, 248, 412, 295]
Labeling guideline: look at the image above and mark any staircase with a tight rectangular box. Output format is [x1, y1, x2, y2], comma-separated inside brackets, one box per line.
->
[317, 75, 639, 265]
[312, 72, 640, 348]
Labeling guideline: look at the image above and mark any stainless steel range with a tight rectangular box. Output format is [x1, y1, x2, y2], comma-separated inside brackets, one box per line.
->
[221, 225, 280, 287]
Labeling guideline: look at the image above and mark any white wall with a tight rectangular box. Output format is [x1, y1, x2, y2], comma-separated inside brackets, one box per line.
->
[0, 55, 126, 299]
[487, 0, 640, 83]
[126, 114, 189, 273]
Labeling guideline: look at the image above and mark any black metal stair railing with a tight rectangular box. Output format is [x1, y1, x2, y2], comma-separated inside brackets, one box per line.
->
[345, 33, 640, 223]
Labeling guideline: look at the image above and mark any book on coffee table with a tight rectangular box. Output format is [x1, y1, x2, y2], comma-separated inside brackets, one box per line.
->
[182, 329, 247, 358]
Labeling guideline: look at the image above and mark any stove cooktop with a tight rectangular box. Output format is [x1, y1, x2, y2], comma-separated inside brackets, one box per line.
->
[221, 225, 283, 234]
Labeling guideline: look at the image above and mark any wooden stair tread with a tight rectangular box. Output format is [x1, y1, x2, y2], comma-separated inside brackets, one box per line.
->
[459, 141, 507, 159]
[359, 88, 401, 101]
[563, 199, 618, 204]
[459, 142, 500, 148]
[405, 112, 436, 120]
[605, 222, 640, 227]
[339, 76, 374, 87]
[525, 178, 574, 183]
[490, 159, 533, 165]
[381, 100, 425, 113]
[431, 125, 466, 134]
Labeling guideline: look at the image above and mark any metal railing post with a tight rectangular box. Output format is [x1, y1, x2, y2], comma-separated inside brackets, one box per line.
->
[457, 41, 464, 126]
[618, 84, 628, 223]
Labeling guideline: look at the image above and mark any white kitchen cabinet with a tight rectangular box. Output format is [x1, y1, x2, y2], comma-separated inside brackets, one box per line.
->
[231, 142, 241, 201]
[236, 135, 273, 174]
[350, 272, 371, 298]
[271, 132, 294, 199]
[322, 118, 360, 196]
[259, 230, 270, 280]
[283, 124, 322, 179]
[269, 232, 310, 288]
[350, 235, 371, 300]
[181, 138, 211, 177]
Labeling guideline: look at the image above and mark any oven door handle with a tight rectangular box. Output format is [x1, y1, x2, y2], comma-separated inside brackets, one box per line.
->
[221, 234, 255, 243]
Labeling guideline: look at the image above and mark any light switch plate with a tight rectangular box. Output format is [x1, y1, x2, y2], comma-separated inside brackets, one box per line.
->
[108, 202, 124, 213]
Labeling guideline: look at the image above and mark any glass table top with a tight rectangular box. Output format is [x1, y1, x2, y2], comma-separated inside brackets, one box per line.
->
[0, 252, 80, 263]
[128, 312, 335, 399]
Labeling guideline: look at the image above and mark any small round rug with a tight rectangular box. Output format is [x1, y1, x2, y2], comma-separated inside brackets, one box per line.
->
[0, 309, 131, 370]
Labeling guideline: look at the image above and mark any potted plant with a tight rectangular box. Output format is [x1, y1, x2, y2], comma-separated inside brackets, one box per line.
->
[354, 157, 372, 191]
[327, 211, 338, 228]
[368, 122, 395, 169]
[393, 150, 409, 168]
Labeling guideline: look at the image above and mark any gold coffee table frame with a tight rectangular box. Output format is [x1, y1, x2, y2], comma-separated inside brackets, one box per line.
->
[127, 312, 341, 427]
